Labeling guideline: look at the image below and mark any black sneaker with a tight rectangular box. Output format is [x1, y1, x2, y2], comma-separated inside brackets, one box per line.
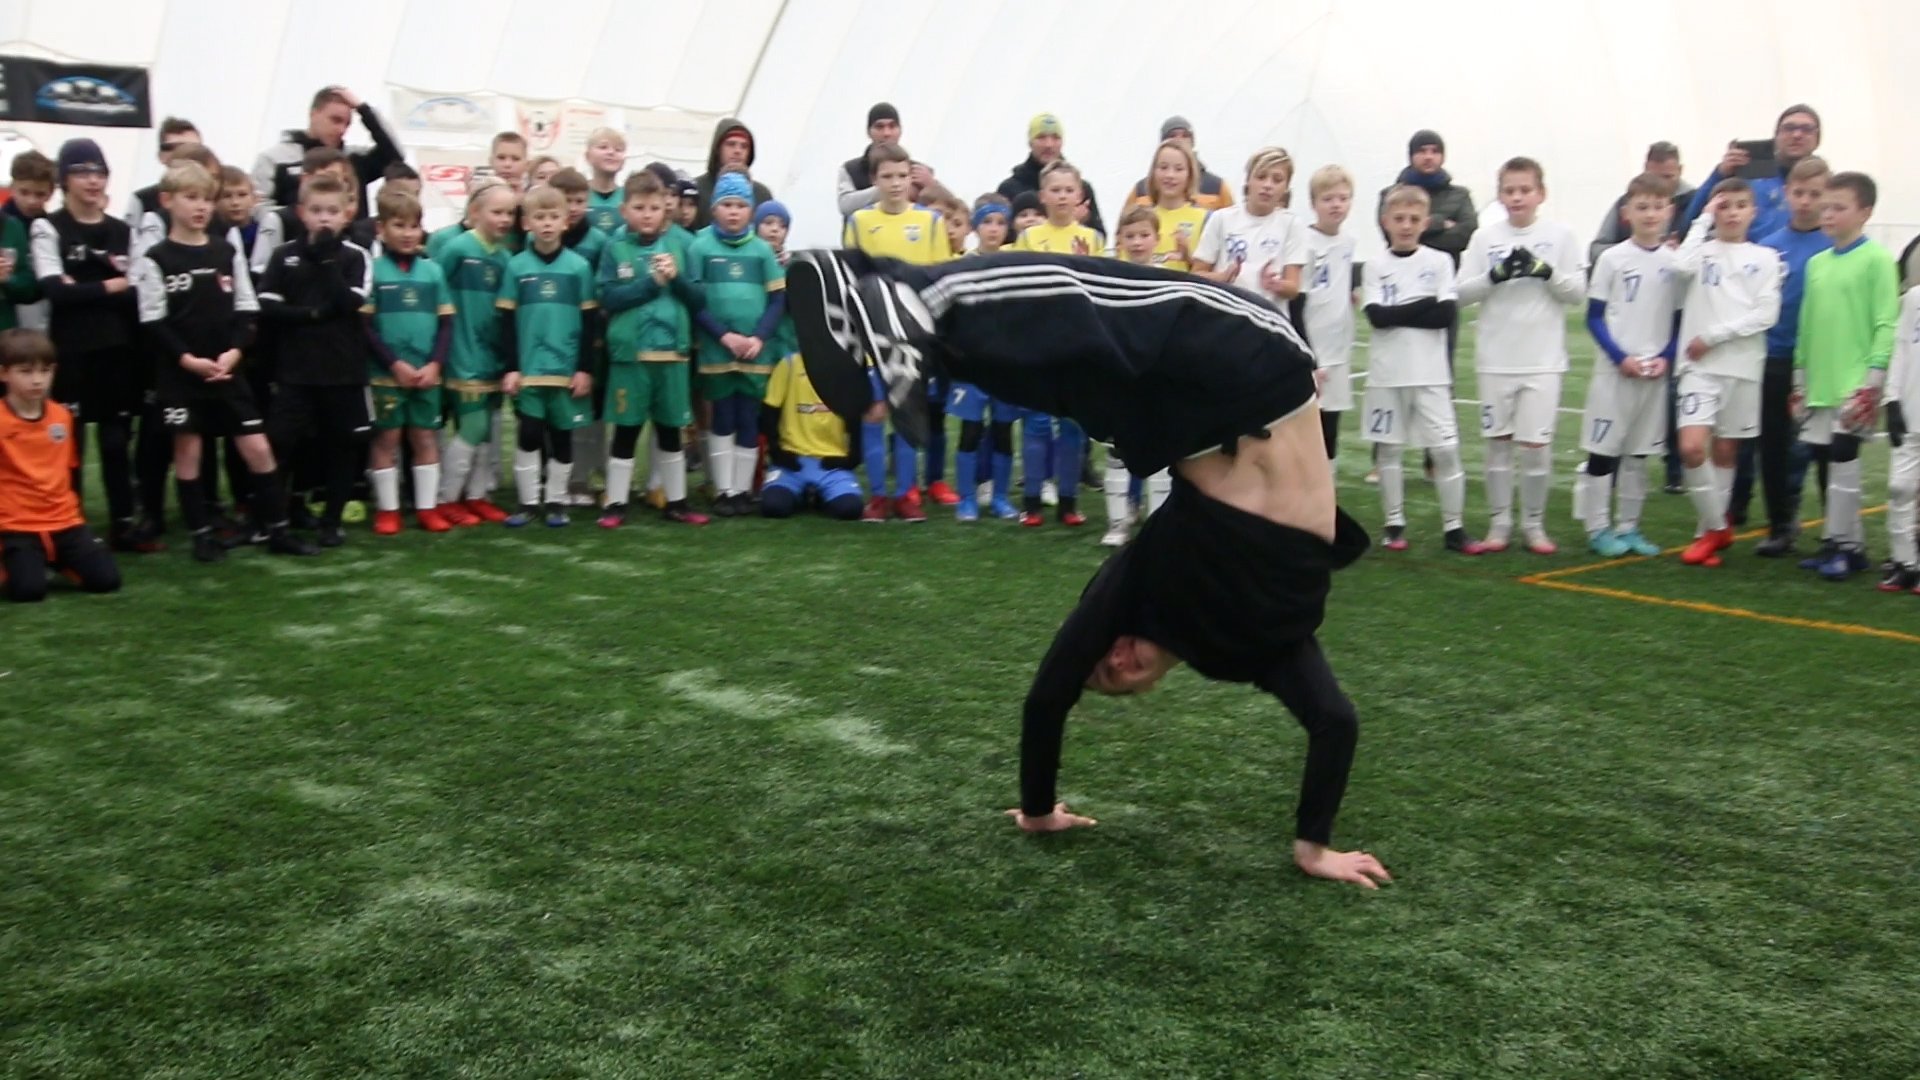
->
[712, 494, 737, 518]
[786, 251, 880, 421]
[316, 522, 347, 548]
[111, 518, 166, 554]
[730, 491, 756, 514]
[191, 530, 227, 563]
[267, 528, 321, 556]
[1754, 530, 1796, 557]
[1877, 563, 1919, 593]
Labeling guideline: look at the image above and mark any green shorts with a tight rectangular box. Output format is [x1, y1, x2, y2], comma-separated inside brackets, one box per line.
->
[515, 383, 593, 431]
[445, 381, 502, 420]
[370, 382, 443, 430]
[606, 362, 692, 429]
[699, 371, 769, 402]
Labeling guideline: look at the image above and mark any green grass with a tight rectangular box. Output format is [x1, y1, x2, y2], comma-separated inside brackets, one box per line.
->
[5, 314, 1919, 1078]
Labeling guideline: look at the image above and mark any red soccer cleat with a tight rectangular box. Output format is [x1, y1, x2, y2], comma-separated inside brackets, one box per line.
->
[1524, 529, 1558, 556]
[415, 507, 453, 533]
[662, 505, 710, 526]
[371, 509, 403, 536]
[463, 498, 509, 523]
[438, 501, 480, 527]
[926, 480, 961, 506]
[1020, 511, 1045, 528]
[893, 495, 927, 522]
[1060, 509, 1088, 527]
[1681, 533, 1724, 567]
[861, 496, 891, 522]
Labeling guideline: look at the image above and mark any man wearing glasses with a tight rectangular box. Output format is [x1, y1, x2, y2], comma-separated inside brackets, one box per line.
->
[1677, 105, 1822, 240]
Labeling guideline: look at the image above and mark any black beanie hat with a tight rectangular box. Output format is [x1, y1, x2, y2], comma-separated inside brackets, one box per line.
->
[1408, 129, 1445, 158]
[868, 102, 900, 128]
[1009, 190, 1043, 220]
[56, 138, 109, 184]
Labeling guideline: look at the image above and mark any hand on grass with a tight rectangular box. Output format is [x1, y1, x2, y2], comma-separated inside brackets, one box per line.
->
[1293, 840, 1392, 889]
[1006, 802, 1097, 833]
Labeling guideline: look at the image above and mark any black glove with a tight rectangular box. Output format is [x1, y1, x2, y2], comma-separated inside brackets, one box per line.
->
[1889, 401, 1907, 448]
[1488, 246, 1530, 284]
[1517, 246, 1554, 280]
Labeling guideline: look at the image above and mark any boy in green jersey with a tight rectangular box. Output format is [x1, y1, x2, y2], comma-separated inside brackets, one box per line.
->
[433, 181, 519, 524]
[364, 190, 455, 535]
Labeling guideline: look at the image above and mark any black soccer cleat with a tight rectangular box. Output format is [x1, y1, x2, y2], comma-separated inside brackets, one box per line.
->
[786, 251, 880, 422]
[191, 530, 227, 564]
[267, 528, 321, 556]
[317, 522, 347, 548]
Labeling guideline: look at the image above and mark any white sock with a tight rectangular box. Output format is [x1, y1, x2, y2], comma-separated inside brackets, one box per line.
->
[1485, 438, 1515, 530]
[411, 463, 440, 511]
[371, 467, 400, 512]
[545, 459, 571, 508]
[1519, 444, 1552, 530]
[606, 456, 636, 507]
[1685, 462, 1723, 534]
[662, 450, 688, 502]
[1890, 451, 1920, 566]
[1378, 452, 1406, 527]
[1146, 470, 1170, 513]
[1830, 457, 1863, 550]
[1576, 469, 1609, 535]
[1104, 462, 1131, 528]
[441, 439, 475, 503]
[736, 438, 759, 492]
[1431, 444, 1465, 531]
[466, 438, 497, 500]
[707, 433, 734, 496]
[1714, 462, 1735, 533]
[1616, 462, 1646, 534]
[513, 448, 542, 508]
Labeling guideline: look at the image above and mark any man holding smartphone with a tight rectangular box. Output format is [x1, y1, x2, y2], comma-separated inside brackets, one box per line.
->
[1676, 104, 1822, 239]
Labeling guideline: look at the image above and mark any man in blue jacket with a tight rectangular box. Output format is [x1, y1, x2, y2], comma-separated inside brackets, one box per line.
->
[1676, 104, 1822, 239]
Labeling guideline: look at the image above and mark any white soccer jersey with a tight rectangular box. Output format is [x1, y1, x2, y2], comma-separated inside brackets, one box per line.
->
[1888, 287, 1920, 406]
[1456, 216, 1586, 374]
[1362, 245, 1455, 388]
[1675, 215, 1782, 383]
[1302, 227, 1356, 369]
[1193, 205, 1308, 301]
[1588, 240, 1683, 367]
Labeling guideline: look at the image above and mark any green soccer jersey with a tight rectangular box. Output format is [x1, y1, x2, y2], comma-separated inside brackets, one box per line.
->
[1797, 237, 1901, 407]
[599, 229, 693, 361]
[498, 245, 598, 380]
[566, 222, 607, 270]
[685, 227, 784, 373]
[440, 230, 513, 383]
[586, 188, 623, 236]
[426, 223, 468, 262]
[365, 253, 454, 378]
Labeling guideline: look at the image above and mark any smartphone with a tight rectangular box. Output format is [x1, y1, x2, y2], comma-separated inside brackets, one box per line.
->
[1733, 139, 1775, 181]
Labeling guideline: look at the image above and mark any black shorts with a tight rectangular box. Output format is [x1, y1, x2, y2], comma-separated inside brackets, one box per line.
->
[54, 346, 146, 423]
[269, 383, 373, 445]
[158, 378, 266, 436]
[1, 525, 121, 600]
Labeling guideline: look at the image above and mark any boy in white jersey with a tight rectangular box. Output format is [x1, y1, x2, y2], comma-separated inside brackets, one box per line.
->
[1191, 147, 1306, 307]
[1881, 284, 1920, 592]
[1673, 180, 1783, 567]
[1575, 173, 1683, 556]
[1302, 165, 1357, 481]
[1362, 186, 1485, 554]
[1456, 157, 1587, 554]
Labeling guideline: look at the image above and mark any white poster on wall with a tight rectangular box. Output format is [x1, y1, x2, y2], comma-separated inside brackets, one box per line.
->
[514, 99, 606, 164]
[390, 87, 500, 138]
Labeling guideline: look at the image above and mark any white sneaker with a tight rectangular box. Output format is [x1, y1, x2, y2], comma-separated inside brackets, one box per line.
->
[1041, 480, 1059, 507]
[1100, 521, 1130, 547]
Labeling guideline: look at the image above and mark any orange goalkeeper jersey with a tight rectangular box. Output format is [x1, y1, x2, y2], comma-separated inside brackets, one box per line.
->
[0, 399, 83, 533]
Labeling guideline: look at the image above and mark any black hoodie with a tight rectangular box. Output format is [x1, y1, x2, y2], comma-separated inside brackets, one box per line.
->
[693, 117, 775, 230]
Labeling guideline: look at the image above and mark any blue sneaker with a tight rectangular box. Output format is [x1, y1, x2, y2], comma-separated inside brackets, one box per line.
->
[1818, 549, 1854, 581]
[1799, 541, 1840, 571]
[1614, 529, 1661, 557]
[504, 507, 537, 528]
[989, 496, 1019, 520]
[1587, 528, 1630, 558]
[545, 508, 571, 528]
[955, 497, 980, 523]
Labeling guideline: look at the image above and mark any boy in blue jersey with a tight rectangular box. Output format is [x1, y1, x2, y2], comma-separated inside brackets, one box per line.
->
[498, 187, 598, 527]
[1744, 156, 1831, 555]
[687, 171, 785, 515]
[364, 190, 455, 535]
[947, 198, 1018, 520]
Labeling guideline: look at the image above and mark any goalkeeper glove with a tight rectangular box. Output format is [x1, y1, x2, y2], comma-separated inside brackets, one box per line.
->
[1511, 245, 1554, 280]
[1488, 247, 1527, 284]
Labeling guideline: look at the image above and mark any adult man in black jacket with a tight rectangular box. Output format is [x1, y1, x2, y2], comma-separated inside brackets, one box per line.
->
[251, 86, 403, 218]
[998, 113, 1105, 237]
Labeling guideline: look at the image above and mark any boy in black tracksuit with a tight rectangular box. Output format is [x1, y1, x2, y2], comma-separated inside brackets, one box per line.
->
[257, 175, 374, 547]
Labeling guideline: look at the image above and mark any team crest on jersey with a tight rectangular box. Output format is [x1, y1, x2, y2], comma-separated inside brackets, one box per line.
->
[728, 262, 745, 280]
[904, 224, 921, 243]
[48, 423, 67, 443]
[537, 278, 559, 300]
[1418, 268, 1438, 288]
[402, 286, 419, 306]
[285, 254, 302, 268]
[616, 263, 634, 280]
[1225, 237, 1249, 264]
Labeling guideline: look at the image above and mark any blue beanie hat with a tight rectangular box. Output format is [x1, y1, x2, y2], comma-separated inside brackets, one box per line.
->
[711, 171, 753, 208]
[56, 138, 109, 184]
[753, 200, 791, 229]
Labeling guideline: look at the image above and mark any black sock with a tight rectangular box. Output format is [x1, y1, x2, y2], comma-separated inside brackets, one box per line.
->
[176, 476, 211, 533]
[1060, 496, 1077, 515]
[252, 469, 289, 529]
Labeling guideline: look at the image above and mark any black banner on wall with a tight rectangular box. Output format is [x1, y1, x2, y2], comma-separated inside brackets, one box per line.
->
[0, 55, 152, 128]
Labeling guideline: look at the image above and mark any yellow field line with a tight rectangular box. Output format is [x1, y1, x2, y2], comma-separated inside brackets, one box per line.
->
[1517, 504, 1918, 644]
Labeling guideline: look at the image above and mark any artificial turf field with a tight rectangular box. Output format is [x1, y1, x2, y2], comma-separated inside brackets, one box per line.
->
[5, 314, 1919, 1078]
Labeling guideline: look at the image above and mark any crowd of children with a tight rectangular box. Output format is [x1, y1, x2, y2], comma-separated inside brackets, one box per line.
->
[1, 102, 1914, 604]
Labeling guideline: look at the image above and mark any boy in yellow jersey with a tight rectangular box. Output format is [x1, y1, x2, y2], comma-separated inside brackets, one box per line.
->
[759, 352, 864, 520]
[840, 143, 952, 521]
[1144, 141, 1209, 272]
[1115, 206, 1157, 265]
[1010, 160, 1101, 526]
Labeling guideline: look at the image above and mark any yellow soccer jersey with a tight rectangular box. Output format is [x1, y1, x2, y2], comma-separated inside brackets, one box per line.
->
[842, 204, 954, 266]
[1013, 221, 1106, 257]
[764, 354, 848, 458]
[1153, 204, 1209, 272]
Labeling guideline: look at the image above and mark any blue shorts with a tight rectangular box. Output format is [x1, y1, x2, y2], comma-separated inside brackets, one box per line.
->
[947, 380, 1000, 423]
[763, 456, 862, 502]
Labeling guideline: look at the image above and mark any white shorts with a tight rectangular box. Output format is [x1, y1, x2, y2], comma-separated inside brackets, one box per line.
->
[1580, 366, 1668, 458]
[1361, 384, 1458, 449]
[1676, 368, 1760, 439]
[1476, 371, 1562, 444]
[1317, 364, 1353, 413]
[1798, 406, 1871, 446]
